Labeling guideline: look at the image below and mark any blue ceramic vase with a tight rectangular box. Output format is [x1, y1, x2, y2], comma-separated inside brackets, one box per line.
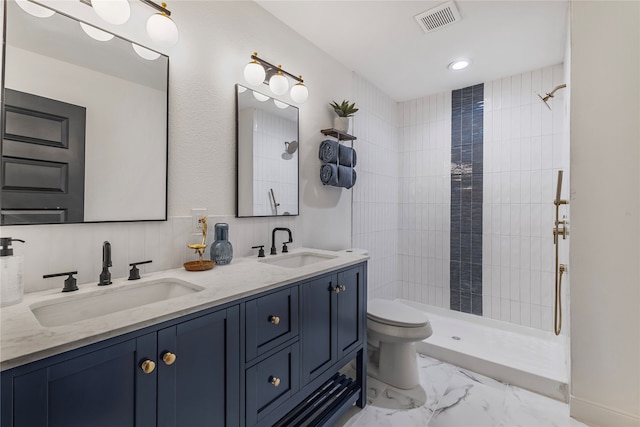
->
[210, 223, 233, 265]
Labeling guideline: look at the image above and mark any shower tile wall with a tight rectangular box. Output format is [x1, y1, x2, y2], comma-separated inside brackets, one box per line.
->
[393, 64, 567, 331]
[450, 84, 484, 315]
[482, 65, 567, 330]
[397, 93, 452, 307]
[352, 75, 400, 300]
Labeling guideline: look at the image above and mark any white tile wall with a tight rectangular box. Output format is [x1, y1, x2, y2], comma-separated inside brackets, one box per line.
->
[352, 75, 399, 301]
[483, 64, 569, 331]
[396, 93, 452, 308]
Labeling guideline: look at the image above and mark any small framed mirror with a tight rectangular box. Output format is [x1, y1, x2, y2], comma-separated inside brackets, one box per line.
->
[236, 84, 299, 217]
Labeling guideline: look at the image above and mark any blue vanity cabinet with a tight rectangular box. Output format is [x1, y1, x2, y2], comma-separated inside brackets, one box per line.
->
[7, 336, 156, 427]
[300, 264, 366, 384]
[157, 306, 240, 427]
[1, 306, 240, 427]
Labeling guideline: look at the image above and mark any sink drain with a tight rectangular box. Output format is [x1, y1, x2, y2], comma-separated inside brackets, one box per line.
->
[451, 336, 461, 340]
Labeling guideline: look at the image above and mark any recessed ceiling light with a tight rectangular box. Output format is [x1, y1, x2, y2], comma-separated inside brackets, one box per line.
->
[449, 59, 471, 71]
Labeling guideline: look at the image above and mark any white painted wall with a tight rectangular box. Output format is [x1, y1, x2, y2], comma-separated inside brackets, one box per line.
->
[570, 1, 640, 425]
[1, 0, 354, 292]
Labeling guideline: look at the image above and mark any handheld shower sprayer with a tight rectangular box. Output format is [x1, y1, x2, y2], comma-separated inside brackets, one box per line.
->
[538, 83, 567, 110]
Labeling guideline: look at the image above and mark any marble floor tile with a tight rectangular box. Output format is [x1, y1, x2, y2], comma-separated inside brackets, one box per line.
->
[428, 368, 507, 427]
[498, 385, 587, 427]
[335, 354, 589, 427]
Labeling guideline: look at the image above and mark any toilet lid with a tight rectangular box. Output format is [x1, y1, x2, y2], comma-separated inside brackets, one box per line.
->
[367, 299, 429, 327]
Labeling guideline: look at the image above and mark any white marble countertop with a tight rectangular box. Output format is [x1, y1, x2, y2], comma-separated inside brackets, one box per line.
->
[0, 248, 367, 371]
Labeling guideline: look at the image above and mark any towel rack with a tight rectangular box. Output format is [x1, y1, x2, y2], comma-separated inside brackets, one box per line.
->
[321, 128, 357, 143]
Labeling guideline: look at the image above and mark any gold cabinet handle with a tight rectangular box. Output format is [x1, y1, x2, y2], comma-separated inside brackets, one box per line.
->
[162, 352, 177, 366]
[140, 359, 156, 374]
[339, 285, 346, 292]
[269, 376, 281, 387]
[333, 286, 341, 294]
[269, 315, 280, 325]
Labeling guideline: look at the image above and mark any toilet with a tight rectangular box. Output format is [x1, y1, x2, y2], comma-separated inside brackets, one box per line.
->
[367, 299, 433, 390]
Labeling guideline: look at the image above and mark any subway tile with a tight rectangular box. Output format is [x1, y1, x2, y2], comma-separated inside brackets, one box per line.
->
[472, 293, 483, 316]
[461, 293, 472, 313]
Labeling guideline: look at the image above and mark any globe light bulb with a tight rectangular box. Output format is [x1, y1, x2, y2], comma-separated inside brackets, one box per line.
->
[269, 66, 289, 95]
[92, 0, 131, 25]
[146, 11, 179, 47]
[244, 60, 266, 86]
[290, 77, 309, 103]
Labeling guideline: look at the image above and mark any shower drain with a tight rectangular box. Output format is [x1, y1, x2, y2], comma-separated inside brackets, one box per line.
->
[451, 336, 461, 340]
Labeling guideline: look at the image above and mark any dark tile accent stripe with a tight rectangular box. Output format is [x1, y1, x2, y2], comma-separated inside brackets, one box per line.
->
[450, 83, 483, 316]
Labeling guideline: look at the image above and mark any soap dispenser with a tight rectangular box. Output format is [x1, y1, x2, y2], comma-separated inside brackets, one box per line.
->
[1, 237, 25, 307]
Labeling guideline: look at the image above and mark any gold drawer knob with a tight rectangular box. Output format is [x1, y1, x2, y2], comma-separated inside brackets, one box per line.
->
[269, 315, 280, 325]
[269, 376, 281, 387]
[162, 352, 177, 365]
[140, 359, 156, 374]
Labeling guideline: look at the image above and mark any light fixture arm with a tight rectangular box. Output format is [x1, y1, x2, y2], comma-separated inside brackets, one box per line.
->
[139, 0, 171, 16]
[251, 54, 303, 84]
[81, 0, 171, 17]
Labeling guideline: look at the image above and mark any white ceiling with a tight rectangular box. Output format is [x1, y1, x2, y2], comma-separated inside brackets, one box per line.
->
[255, 0, 569, 101]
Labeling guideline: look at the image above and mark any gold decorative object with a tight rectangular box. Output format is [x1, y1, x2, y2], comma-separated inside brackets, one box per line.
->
[184, 216, 215, 271]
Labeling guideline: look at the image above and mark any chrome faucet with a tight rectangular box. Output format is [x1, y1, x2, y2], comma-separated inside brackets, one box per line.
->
[98, 241, 112, 286]
[271, 228, 292, 255]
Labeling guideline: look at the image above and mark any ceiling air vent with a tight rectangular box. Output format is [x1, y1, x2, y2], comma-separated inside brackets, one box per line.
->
[414, 1, 461, 33]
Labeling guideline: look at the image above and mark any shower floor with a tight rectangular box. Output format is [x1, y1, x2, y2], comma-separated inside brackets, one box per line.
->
[397, 299, 569, 402]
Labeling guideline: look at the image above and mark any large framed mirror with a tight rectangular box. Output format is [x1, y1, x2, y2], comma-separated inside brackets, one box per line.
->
[236, 84, 299, 217]
[1, 0, 168, 225]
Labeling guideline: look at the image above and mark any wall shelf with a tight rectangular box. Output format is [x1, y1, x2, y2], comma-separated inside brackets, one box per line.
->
[321, 128, 357, 142]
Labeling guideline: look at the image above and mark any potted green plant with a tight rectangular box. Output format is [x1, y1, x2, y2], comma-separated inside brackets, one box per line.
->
[330, 100, 358, 133]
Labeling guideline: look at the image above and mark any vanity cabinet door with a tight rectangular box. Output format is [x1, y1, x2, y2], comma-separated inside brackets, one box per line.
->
[157, 306, 240, 427]
[9, 337, 156, 427]
[300, 273, 338, 384]
[336, 265, 365, 359]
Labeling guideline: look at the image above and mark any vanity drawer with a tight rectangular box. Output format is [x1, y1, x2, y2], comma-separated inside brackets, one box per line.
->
[246, 287, 299, 360]
[246, 342, 300, 426]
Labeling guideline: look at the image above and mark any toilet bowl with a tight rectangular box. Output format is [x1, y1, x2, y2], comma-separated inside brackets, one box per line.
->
[367, 299, 433, 390]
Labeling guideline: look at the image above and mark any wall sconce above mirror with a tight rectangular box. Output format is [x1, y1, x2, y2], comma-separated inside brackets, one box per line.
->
[1, 0, 168, 225]
[236, 85, 299, 217]
[243, 53, 309, 104]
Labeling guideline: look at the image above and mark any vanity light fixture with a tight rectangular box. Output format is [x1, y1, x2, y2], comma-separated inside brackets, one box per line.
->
[15, 0, 55, 17]
[243, 53, 309, 104]
[80, 0, 179, 47]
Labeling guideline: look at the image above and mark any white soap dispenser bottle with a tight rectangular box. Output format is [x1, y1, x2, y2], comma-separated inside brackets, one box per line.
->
[1, 237, 25, 307]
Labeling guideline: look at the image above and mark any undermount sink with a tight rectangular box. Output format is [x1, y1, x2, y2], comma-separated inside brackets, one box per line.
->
[259, 252, 338, 268]
[30, 279, 204, 327]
